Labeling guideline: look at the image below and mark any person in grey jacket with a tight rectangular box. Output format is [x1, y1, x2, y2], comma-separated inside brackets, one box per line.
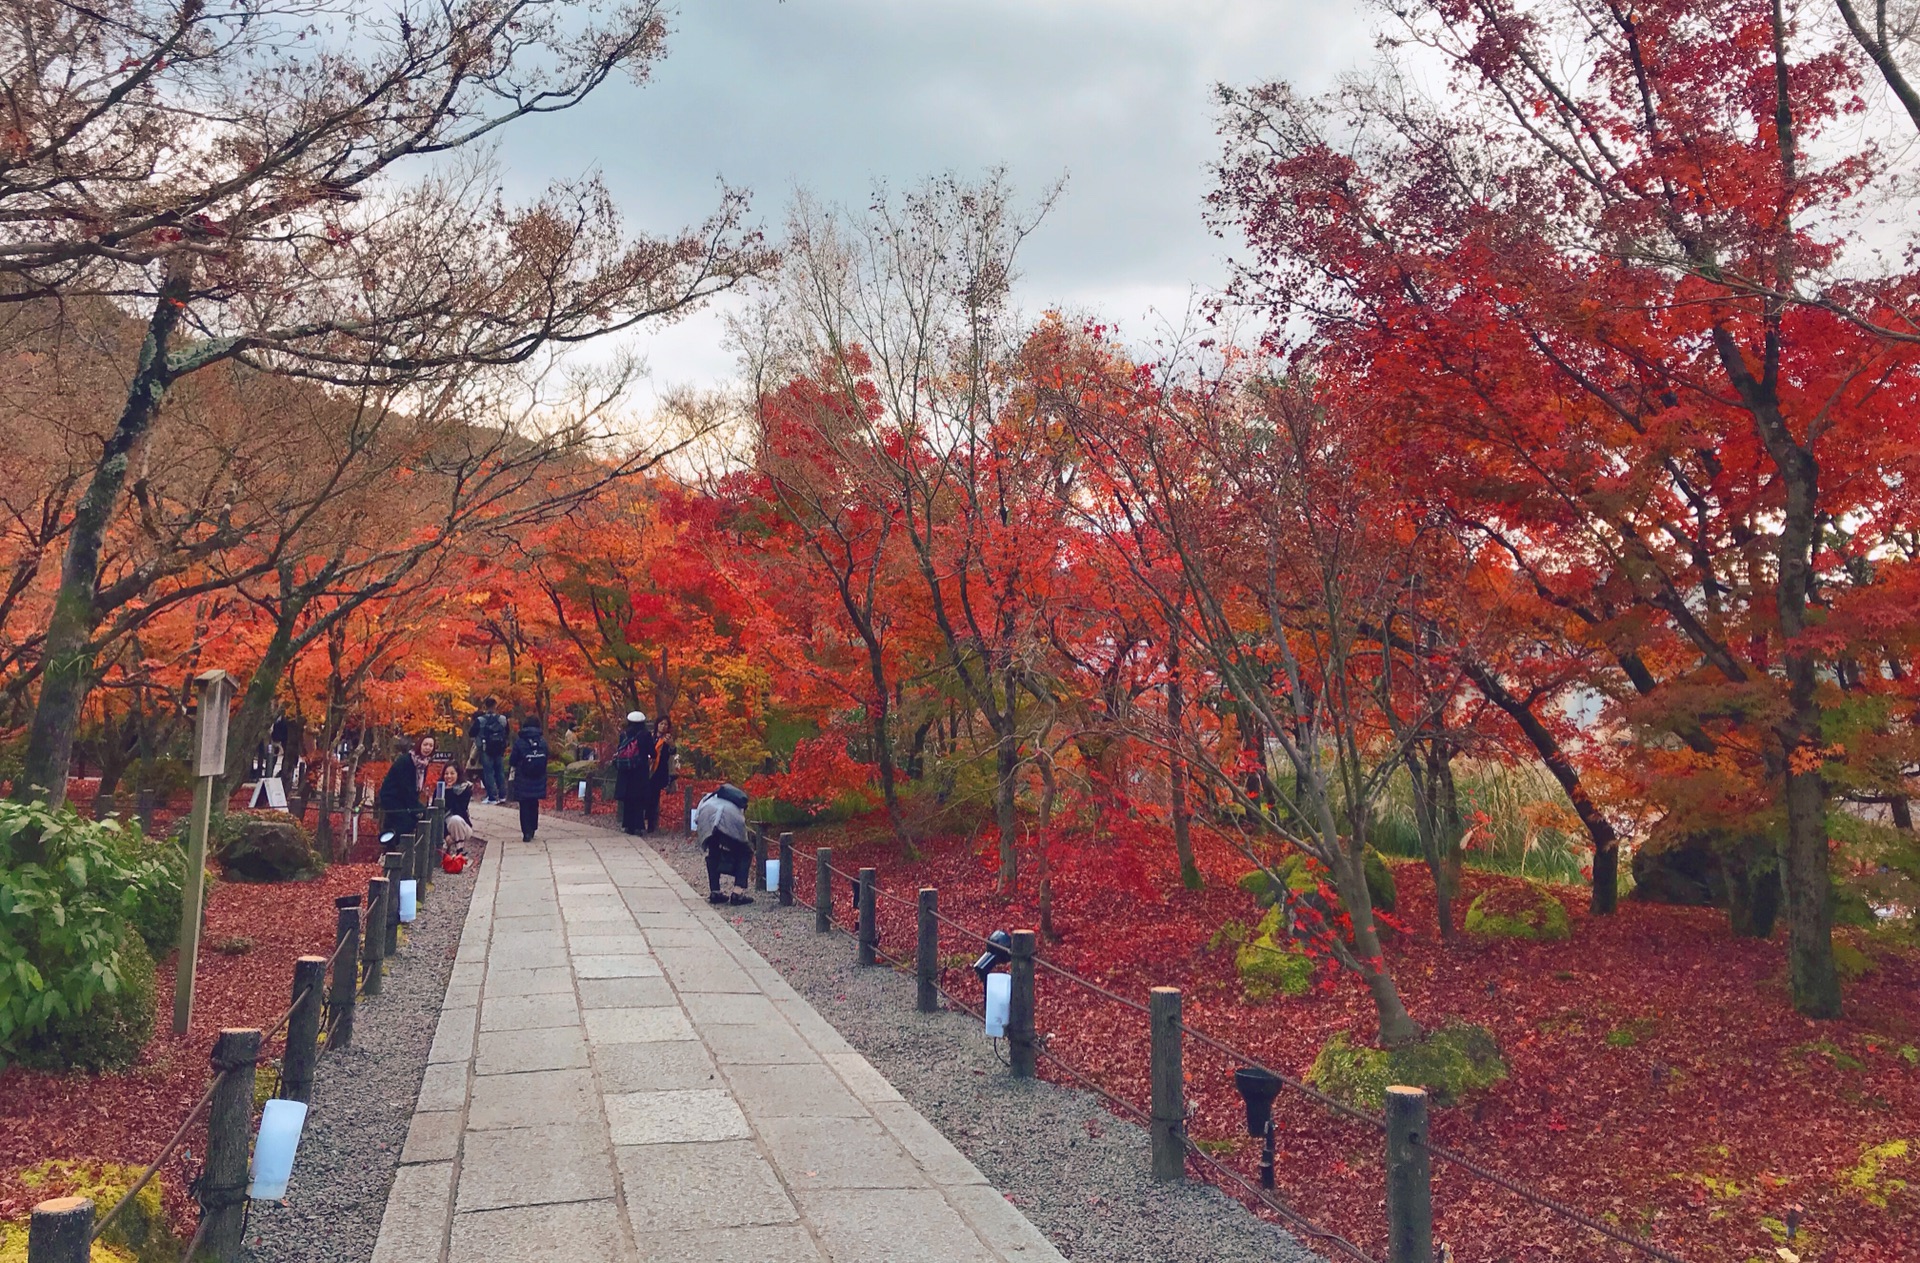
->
[693, 784, 753, 905]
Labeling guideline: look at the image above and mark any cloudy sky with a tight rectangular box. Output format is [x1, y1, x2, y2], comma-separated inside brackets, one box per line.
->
[497, 0, 1372, 406]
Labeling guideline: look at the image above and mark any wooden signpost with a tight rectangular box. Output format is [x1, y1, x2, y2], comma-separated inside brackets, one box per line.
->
[173, 668, 233, 1035]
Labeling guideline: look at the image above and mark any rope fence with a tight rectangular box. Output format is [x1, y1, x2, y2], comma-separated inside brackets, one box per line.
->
[29, 811, 470, 1263]
[784, 835, 1693, 1263]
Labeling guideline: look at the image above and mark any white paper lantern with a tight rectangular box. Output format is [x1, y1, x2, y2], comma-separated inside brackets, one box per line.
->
[984, 972, 1011, 1037]
[765, 859, 781, 890]
[398, 879, 417, 923]
[249, 1099, 309, 1199]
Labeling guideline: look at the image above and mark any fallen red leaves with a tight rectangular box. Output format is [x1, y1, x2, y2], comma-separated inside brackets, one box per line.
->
[818, 818, 1917, 1263]
[0, 860, 378, 1230]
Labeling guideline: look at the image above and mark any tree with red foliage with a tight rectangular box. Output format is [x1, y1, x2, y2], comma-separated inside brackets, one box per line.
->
[1210, 0, 1920, 1018]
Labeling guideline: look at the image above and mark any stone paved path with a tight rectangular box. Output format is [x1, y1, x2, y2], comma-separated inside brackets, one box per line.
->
[370, 805, 1065, 1263]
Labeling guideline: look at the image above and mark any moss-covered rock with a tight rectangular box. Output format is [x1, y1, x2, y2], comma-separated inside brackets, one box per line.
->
[1308, 1022, 1508, 1110]
[14, 936, 157, 1073]
[11, 1159, 175, 1263]
[1464, 883, 1571, 941]
[215, 813, 320, 882]
[1235, 906, 1315, 1000]
[1239, 850, 1396, 913]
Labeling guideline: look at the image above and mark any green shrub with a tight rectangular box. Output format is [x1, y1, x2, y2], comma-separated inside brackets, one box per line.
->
[1308, 1022, 1508, 1109]
[1464, 883, 1572, 941]
[14, 934, 156, 1072]
[0, 800, 178, 1070]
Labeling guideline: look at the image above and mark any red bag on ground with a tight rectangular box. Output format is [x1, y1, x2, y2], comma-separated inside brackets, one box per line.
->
[441, 852, 468, 873]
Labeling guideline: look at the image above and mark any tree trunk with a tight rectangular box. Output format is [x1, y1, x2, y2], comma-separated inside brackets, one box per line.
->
[1457, 657, 1620, 913]
[1723, 837, 1783, 938]
[1405, 744, 1459, 944]
[863, 637, 906, 846]
[14, 262, 193, 823]
[995, 726, 1018, 891]
[1037, 757, 1057, 941]
[1167, 641, 1200, 890]
[1333, 844, 1421, 1047]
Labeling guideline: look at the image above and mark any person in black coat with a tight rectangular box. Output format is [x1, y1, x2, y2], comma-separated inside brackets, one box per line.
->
[509, 716, 551, 843]
[644, 716, 676, 833]
[377, 736, 422, 839]
[610, 710, 655, 836]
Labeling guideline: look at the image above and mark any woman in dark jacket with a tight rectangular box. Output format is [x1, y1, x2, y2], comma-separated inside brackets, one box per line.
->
[610, 711, 654, 836]
[509, 716, 551, 843]
[377, 736, 422, 838]
[644, 716, 675, 833]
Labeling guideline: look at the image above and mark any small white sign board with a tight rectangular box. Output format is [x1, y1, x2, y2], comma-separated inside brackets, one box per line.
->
[249, 777, 289, 811]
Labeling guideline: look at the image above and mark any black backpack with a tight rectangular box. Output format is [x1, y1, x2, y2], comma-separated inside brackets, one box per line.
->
[514, 739, 548, 780]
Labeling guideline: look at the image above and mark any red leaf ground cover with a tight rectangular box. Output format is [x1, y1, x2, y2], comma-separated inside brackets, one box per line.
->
[0, 861, 378, 1230]
[811, 817, 1918, 1263]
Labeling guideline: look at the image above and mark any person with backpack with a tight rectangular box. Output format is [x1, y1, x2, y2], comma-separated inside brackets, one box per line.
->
[644, 716, 676, 833]
[610, 710, 655, 836]
[692, 783, 753, 904]
[468, 696, 510, 804]
[509, 715, 551, 843]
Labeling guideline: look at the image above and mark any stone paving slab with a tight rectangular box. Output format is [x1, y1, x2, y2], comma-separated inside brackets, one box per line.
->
[370, 806, 1067, 1263]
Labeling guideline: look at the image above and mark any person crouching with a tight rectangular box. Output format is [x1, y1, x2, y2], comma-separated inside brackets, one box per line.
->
[693, 784, 754, 906]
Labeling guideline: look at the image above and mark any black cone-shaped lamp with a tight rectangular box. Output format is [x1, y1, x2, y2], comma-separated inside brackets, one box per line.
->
[1233, 1067, 1284, 1188]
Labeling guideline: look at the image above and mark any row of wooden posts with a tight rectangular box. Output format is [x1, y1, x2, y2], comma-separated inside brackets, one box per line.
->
[23, 808, 456, 1263]
[763, 822, 1437, 1263]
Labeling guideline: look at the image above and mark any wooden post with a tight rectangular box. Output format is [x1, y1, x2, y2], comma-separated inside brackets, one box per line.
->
[174, 668, 233, 1037]
[1150, 987, 1185, 1181]
[381, 850, 405, 955]
[1008, 929, 1036, 1078]
[1385, 1086, 1434, 1263]
[815, 848, 832, 934]
[136, 789, 155, 833]
[171, 774, 214, 1035]
[201, 1028, 260, 1261]
[363, 877, 387, 996]
[330, 899, 360, 1048]
[682, 782, 695, 830]
[27, 1196, 92, 1263]
[752, 827, 769, 893]
[856, 867, 877, 966]
[916, 888, 938, 1013]
[282, 956, 326, 1104]
[778, 832, 794, 907]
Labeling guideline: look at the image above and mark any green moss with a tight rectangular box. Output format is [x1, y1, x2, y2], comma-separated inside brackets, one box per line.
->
[1235, 905, 1314, 1000]
[1464, 883, 1572, 942]
[1843, 1139, 1911, 1208]
[1239, 851, 1396, 914]
[12, 1160, 174, 1263]
[1605, 1027, 1638, 1048]
[1307, 1022, 1508, 1109]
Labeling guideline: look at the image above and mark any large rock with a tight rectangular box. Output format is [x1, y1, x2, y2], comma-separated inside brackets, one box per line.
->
[1630, 838, 1727, 906]
[1308, 1023, 1508, 1109]
[217, 816, 319, 882]
[1465, 882, 1572, 941]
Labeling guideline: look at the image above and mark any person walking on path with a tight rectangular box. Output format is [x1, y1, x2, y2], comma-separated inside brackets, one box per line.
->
[377, 735, 423, 840]
[610, 710, 655, 836]
[468, 696, 510, 804]
[509, 715, 551, 843]
[644, 716, 676, 833]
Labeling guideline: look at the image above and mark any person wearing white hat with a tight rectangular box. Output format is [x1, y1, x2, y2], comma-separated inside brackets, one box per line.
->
[611, 710, 656, 836]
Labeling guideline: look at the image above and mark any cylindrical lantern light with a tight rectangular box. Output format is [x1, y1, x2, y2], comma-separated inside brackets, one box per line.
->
[249, 1099, 309, 1199]
[984, 972, 1012, 1037]
[398, 879, 417, 923]
[765, 859, 781, 891]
